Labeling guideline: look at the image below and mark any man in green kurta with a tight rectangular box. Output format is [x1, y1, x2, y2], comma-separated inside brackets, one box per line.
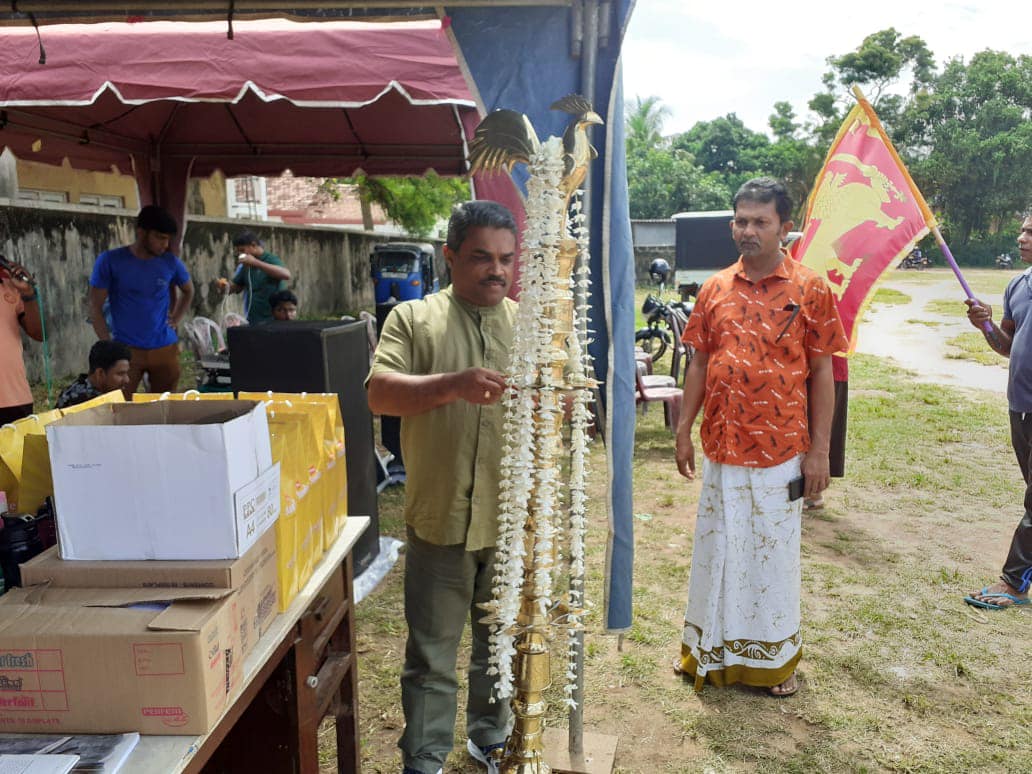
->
[221, 231, 292, 324]
[367, 201, 517, 774]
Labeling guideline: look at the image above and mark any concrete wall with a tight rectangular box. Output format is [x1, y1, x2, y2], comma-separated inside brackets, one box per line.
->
[0, 201, 429, 382]
[634, 245, 675, 282]
[631, 220, 674, 247]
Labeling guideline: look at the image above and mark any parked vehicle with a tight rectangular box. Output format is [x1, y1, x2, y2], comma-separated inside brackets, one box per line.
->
[996, 252, 1014, 270]
[901, 248, 931, 270]
[635, 282, 699, 382]
[672, 210, 737, 298]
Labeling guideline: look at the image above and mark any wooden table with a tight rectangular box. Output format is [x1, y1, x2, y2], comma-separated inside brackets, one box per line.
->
[126, 516, 369, 773]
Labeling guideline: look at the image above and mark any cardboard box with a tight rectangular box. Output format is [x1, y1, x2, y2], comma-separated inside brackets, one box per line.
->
[19, 528, 279, 649]
[0, 586, 242, 735]
[45, 401, 278, 560]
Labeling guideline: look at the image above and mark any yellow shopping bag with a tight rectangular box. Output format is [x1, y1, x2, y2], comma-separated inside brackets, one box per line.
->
[59, 389, 124, 415]
[267, 415, 306, 610]
[242, 393, 345, 549]
[17, 409, 62, 515]
[0, 411, 61, 511]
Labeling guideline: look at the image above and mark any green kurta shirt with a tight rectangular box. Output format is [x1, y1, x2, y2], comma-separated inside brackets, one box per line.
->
[232, 251, 287, 324]
[369, 286, 517, 550]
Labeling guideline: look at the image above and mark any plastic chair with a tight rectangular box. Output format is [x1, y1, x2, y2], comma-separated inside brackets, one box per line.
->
[223, 312, 248, 329]
[635, 359, 682, 430]
[186, 316, 226, 358]
[668, 313, 694, 386]
[637, 360, 676, 390]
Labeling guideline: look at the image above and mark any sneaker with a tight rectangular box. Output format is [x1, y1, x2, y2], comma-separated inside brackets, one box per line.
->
[803, 496, 824, 511]
[467, 738, 505, 774]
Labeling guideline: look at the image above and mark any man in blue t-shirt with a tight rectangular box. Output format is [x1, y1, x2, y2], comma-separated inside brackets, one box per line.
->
[965, 213, 1032, 610]
[88, 205, 194, 397]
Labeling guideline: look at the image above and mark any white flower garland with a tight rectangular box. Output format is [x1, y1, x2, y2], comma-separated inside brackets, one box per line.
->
[485, 137, 594, 707]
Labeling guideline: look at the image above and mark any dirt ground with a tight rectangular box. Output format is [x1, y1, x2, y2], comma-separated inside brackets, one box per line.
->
[342, 269, 1032, 773]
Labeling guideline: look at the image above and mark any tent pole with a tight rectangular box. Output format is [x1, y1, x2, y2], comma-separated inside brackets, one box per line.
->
[569, 0, 597, 758]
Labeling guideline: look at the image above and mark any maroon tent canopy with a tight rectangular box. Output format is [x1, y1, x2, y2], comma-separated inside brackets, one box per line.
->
[0, 18, 484, 227]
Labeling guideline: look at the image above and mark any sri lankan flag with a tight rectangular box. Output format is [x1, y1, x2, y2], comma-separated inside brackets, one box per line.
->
[794, 86, 935, 353]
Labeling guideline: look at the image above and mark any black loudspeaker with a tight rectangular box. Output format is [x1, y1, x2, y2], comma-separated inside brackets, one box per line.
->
[228, 321, 380, 575]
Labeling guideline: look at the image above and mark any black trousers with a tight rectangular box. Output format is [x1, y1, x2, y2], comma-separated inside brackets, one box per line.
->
[0, 403, 32, 425]
[1003, 411, 1032, 591]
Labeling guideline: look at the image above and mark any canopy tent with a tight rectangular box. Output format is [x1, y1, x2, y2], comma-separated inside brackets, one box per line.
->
[0, 3, 637, 633]
[0, 19, 478, 229]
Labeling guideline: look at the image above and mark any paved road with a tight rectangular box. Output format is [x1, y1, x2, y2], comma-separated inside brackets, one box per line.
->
[856, 277, 1007, 394]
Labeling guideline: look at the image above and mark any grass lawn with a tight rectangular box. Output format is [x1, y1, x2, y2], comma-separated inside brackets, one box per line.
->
[872, 287, 911, 305]
[946, 332, 1009, 368]
[349, 351, 1032, 773]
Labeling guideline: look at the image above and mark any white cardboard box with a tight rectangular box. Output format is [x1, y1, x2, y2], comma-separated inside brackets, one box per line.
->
[46, 400, 278, 560]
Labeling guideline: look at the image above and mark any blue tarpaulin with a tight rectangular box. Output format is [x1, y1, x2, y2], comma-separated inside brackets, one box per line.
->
[448, 0, 637, 632]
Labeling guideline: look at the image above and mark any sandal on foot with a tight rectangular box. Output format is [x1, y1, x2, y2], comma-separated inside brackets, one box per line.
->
[769, 673, 798, 697]
[963, 587, 1030, 610]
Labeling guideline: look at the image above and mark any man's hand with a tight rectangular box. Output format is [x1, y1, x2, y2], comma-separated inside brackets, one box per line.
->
[965, 298, 992, 329]
[451, 367, 508, 405]
[216, 277, 231, 294]
[800, 450, 830, 500]
[236, 252, 257, 268]
[675, 423, 696, 480]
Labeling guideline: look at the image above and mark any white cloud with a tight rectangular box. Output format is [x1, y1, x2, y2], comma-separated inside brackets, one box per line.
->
[622, 0, 1032, 135]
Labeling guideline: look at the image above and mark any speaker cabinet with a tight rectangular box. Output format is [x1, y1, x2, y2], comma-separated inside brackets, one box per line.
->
[228, 321, 380, 575]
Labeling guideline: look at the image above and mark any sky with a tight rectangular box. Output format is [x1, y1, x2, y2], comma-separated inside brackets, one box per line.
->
[621, 0, 1032, 136]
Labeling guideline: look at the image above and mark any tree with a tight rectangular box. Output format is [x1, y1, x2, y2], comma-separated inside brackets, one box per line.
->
[337, 171, 470, 237]
[672, 113, 770, 180]
[626, 95, 672, 151]
[811, 28, 936, 136]
[626, 145, 728, 219]
[896, 51, 1032, 243]
[623, 96, 730, 218]
[768, 101, 800, 142]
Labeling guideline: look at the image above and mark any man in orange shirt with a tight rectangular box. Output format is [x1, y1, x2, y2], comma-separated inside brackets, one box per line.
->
[0, 256, 42, 424]
[674, 178, 847, 697]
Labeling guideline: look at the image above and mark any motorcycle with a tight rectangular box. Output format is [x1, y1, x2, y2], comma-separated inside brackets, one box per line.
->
[635, 282, 699, 380]
[996, 253, 1014, 270]
[901, 249, 931, 270]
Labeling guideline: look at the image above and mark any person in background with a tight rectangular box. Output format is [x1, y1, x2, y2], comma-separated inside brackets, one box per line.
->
[218, 231, 291, 325]
[55, 340, 132, 409]
[963, 213, 1032, 610]
[367, 201, 517, 774]
[88, 205, 194, 398]
[804, 355, 849, 510]
[674, 178, 847, 697]
[0, 256, 42, 423]
[269, 289, 299, 321]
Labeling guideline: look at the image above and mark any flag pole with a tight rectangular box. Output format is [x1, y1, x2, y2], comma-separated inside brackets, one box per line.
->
[850, 85, 991, 332]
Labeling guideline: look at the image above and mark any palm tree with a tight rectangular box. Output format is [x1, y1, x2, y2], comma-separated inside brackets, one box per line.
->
[626, 95, 671, 151]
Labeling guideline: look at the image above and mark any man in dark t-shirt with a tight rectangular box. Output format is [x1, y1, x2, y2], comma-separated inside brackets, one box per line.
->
[219, 231, 292, 324]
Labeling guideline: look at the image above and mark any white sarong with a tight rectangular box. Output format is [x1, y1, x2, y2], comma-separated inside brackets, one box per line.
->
[680, 454, 803, 690]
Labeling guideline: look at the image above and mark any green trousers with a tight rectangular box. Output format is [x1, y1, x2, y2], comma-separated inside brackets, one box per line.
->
[399, 528, 511, 773]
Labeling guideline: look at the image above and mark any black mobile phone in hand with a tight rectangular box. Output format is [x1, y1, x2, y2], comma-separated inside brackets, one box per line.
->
[787, 476, 805, 502]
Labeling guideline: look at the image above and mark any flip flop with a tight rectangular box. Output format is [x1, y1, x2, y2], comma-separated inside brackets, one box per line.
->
[769, 673, 798, 698]
[963, 587, 1031, 610]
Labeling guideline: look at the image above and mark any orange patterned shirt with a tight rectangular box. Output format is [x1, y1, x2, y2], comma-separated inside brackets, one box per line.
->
[682, 254, 847, 467]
